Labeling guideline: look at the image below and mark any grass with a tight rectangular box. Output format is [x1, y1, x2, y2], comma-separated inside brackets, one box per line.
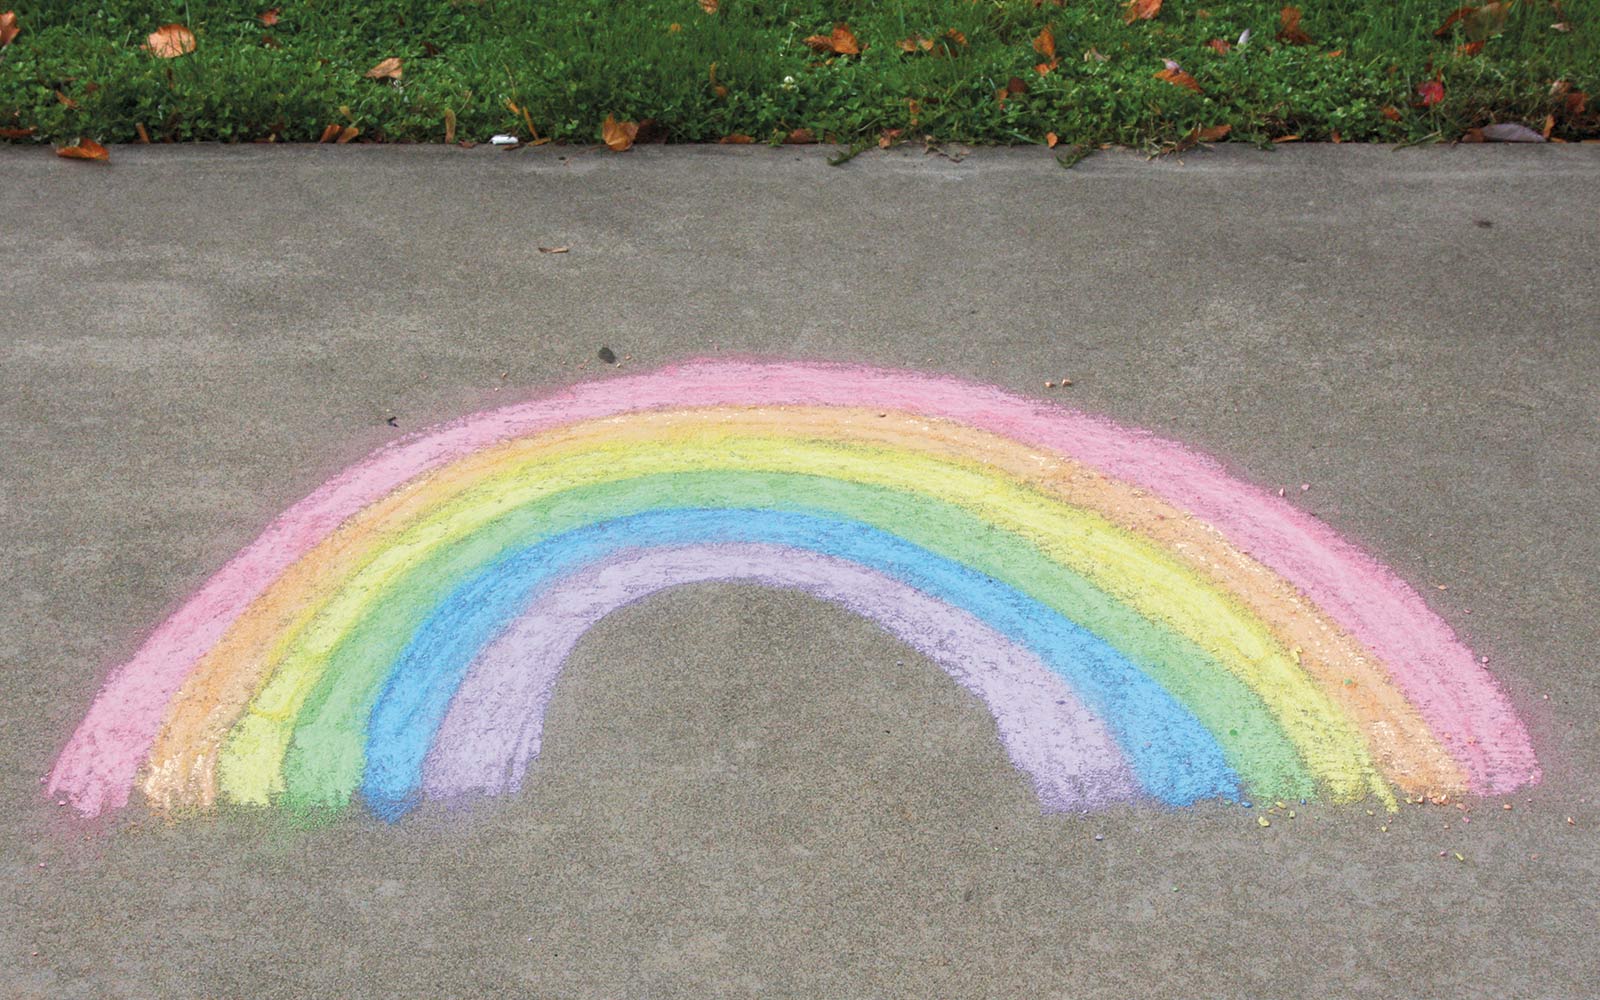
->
[1, 0, 1596, 150]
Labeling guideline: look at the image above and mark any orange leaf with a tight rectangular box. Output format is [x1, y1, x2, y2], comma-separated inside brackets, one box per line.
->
[144, 23, 196, 58]
[1032, 26, 1056, 60]
[1205, 37, 1231, 54]
[1456, 40, 1484, 55]
[1434, 6, 1477, 36]
[365, 57, 403, 80]
[831, 23, 861, 55]
[719, 133, 755, 143]
[319, 123, 343, 143]
[944, 29, 967, 47]
[1330, 129, 1343, 143]
[878, 128, 903, 149]
[1271, 134, 1301, 143]
[0, 10, 19, 47]
[1416, 79, 1445, 107]
[1542, 113, 1556, 138]
[898, 35, 933, 53]
[443, 108, 456, 144]
[602, 114, 638, 151]
[260, 8, 280, 26]
[1123, 0, 1162, 23]
[1154, 67, 1203, 93]
[336, 125, 359, 144]
[134, 122, 150, 143]
[55, 138, 109, 161]
[56, 90, 78, 110]
[784, 128, 816, 144]
[1195, 123, 1231, 141]
[1325, 49, 1344, 58]
[699, 0, 718, 12]
[1381, 105, 1402, 121]
[0, 126, 36, 138]
[1276, 7, 1313, 45]
[1046, 131, 1059, 147]
[1565, 92, 1588, 116]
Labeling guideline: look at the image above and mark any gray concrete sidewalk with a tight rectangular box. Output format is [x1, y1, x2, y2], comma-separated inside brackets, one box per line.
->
[3, 144, 1597, 998]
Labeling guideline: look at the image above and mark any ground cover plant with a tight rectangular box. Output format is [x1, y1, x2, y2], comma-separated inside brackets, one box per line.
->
[1, 0, 1595, 152]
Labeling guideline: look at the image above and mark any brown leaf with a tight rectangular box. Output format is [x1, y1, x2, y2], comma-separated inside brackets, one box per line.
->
[1046, 131, 1059, 147]
[56, 90, 79, 110]
[1456, 40, 1484, 55]
[1416, 79, 1445, 107]
[1330, 129, 1343, 143]
[1381, 105, 1403, 121]
[1542, 113, 1555, 138]
[365, 57, 403, 80]
[1083, 46, 1110, 62]
[443, 108, 456, 144]
[134, 122, 150, 143]
[1461, 127, 1486, 142]
[1271, 134, 1301, 142]
[877, 128, 903, 149]
[55, 138, 109, 161]
[699, 0, 718, 12]
[1205, 38, 1231, 54]
[1434, 5, 1477, 36]
[898, 35, 934, 53]
[260, 8, 280, 26]
[1195, 123, 1232, 141]
[719, 133, 755, 143]
[1276, 7, 1313, 45]
[804, 23, 861, 56]
[602, 114, 638, 151]
[0, 126, 36, 138]
[0, 10, 19, 47]
[538, 246, 570, 254]
[784, 128, 816, 144]
[319, 123, 344, 143]
[336, 125, 359, 144]
[1565, 92, 1588, 116]
[1032, 26, 1056, 60]
[944, 29, 967, 48]
[1124, 0, 1162, 23]
[1154, 67, 1203, 93]
[144, 23, 196, 58]
[1325, 49, 1344, 58]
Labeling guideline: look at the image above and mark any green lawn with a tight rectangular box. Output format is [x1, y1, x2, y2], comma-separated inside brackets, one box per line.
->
[2, 0, 1595, 150]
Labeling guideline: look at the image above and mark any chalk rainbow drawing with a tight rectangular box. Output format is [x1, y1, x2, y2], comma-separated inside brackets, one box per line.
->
[49, 360, 1539, 821]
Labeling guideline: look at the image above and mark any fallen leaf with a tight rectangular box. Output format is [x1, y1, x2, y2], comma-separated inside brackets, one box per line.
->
[996, 75, 1031, 105]
[1196, 123, 1232, 141]
[1565, 92, 1588, 116]
[699, 0, 718, 12]
[1551, 20, 1571, 31]
[1381, 105, 1403, 121]
[898, 35, 934, 53]
[56, 90, 78, 110]
[1083, 46, 1110, 62]
[907, 98, 920, 124]
[878, 128, 903, 149]
[1046, 131, 1059, 147]
[1330, 129, 1343, 142]
[0, 126, 36, 138]
[1271, 134, 1301, 142]
[1205, 38, 1231, 54]
[55, 138, 109, 161]
[1542, 113, 1555, 138]
[336, 125, 359, 144]
[1155, 66, 1203, 93]
[134, 122, 150, 143]
[602, 114, 638, 151]
[1033, 25, 1056, 60]
[1277, 7, 1313, 45]
[944, 29, 968, 48]
[1456, 40, 1484, 55]
[784, 128, 816, 144]
[1417, 79, 1446, 107]
[1434, 5, 1477, 36]
[538, 246, 570, 253]
[443, 108, 456, 144]
[719, 133, 755, 143]
[1124, 0, 1162, 23]
[260, 8, 279, 26]
[365, 57, 403, 80]
[0, 10, 19, 47]
[1482, 121, 1546, 142]
[804, 23, 860, 56]
[319, 123, 343, 143]
[144, 23, 196, 58]
[1325, 49, 1344, 58]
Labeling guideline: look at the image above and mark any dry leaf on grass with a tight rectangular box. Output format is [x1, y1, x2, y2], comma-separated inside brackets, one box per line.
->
[804, 23, 861, 56]
[0, 10, 20, 47]
[1124, 0, 1162, 23]
[1155, 62, 1203, 93]
[260, 8, 279, 26]
[144, 24, 196, 58]
[365, 57, 402, 80]
[1276, 7, 1313, 45]
[699, 0, 718, 12]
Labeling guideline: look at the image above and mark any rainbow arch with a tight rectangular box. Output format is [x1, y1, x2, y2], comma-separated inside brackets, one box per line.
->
[48, 360, 1539, 820]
